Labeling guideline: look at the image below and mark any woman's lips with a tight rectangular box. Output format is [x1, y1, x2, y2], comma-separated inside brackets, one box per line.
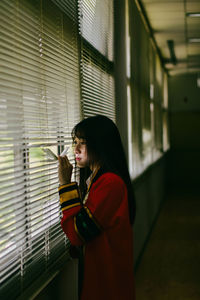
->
[76, 157, 81, 161]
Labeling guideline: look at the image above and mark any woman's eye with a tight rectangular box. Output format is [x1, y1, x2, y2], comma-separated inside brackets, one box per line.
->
[72, 139, 86, 147]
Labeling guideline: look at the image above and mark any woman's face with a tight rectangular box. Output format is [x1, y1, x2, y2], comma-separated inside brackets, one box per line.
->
[73, 137, 89, 168]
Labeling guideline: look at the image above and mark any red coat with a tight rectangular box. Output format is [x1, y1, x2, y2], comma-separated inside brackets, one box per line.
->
[59, 170, 135, 300]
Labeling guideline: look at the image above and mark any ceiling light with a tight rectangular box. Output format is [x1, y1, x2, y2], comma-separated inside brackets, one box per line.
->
[197, 78, 200, 88]
[188, 38, 200, 43]
[197, 74, 200, 88]
[186, 12, 200, 17]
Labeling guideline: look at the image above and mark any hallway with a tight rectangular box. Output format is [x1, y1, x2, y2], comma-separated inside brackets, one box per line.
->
[135, 188, 200, 300]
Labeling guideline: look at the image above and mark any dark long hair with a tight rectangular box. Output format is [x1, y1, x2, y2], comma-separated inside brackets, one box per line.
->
[72, 115, 136, 224]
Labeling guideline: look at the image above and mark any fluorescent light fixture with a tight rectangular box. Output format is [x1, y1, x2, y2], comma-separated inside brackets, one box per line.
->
[186, 12, 200, 17]
[197, 78, 200, 88]
[188, 38, 200, 43]
[197, 74, 200, 88]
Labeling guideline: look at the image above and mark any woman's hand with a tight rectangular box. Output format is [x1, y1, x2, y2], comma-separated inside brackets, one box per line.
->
[58, 155, 73, 185]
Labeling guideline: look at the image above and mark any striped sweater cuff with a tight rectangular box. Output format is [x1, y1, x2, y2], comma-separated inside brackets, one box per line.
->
[58, 182, 81, 212]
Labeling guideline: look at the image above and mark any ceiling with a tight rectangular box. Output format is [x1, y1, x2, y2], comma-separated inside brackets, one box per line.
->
[140, 0, 200, 76]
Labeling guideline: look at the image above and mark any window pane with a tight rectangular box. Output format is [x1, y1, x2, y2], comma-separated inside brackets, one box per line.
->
[80, 0, 113, 61]
[79, 0, 115, 121]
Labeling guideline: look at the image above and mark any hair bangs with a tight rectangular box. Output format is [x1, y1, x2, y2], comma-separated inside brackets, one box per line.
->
[71, 124, 86, 141]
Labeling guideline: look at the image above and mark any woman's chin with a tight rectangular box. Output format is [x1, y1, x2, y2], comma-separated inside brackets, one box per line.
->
[77, 162, 86, 168]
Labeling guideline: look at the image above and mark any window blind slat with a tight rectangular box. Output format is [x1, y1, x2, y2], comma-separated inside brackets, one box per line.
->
[0, 56, 80, 82]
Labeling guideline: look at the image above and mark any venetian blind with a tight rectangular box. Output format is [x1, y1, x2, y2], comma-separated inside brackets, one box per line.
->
[78, 0, 115, 121]
[0, 0, 80, 299]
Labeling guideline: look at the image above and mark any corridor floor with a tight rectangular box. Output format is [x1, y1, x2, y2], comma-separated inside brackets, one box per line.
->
[135, 189, 200, 300]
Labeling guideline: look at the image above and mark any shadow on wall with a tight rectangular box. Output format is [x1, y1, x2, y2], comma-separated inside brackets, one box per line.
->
[168, 74, 200, 190]
[170, 113, 200, 184]
[35, 259, 78, 300]
[133, 157, 167, 268]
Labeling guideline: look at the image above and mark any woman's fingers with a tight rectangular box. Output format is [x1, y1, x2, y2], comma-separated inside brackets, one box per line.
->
[58, 155, 73, 185]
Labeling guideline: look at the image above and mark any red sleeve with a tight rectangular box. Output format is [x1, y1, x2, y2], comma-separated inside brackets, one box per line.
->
[59, 182, 83, 246]
[59, 173, 128, 246]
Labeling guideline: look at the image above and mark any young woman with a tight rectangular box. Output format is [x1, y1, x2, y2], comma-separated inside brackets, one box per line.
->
[58, 115, 136, 300]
